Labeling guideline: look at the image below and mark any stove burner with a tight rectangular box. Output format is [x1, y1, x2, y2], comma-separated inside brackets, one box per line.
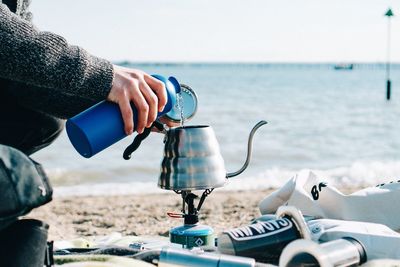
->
[168, 189, 215, 248]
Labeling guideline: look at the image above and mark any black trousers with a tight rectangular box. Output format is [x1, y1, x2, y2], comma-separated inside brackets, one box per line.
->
[0, 101, 64, 155]
[0, 79, 89, 155]
[0, 79, 96, 155]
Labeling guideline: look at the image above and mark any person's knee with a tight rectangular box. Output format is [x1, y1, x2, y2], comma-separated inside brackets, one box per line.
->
[29, 115, 64, 154]
[15, 114, 65, 155]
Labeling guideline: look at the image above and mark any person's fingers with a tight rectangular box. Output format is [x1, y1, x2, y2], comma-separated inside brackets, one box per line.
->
[118, 93, 134, 135]
[144, 75, 167, 112]
[109, 67, 167, 134]
[129, 83, 149, 134]
[139, 79, 158, 128]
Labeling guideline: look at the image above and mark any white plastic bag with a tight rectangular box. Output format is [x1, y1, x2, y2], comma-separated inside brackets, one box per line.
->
[259, 170, 400, 231]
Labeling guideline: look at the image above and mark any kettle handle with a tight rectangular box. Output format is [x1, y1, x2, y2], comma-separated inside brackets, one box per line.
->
[123, 120, 166, 160]
[226, 120, 268, 178]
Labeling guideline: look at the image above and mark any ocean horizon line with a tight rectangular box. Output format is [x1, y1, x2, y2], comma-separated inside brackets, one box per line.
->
[115, 61, 400, 69]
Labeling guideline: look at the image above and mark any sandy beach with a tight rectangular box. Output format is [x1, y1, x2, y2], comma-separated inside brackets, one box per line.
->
[29, 189, 275, 241]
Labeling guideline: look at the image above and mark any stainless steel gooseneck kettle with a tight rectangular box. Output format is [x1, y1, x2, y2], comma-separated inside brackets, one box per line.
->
[158, 120, 267, 191]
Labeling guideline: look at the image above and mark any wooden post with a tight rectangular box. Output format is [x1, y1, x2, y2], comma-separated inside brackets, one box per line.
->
[385, 8, 394, 101]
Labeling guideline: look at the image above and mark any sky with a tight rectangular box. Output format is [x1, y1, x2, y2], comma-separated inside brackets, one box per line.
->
[30, 0, 400, 63]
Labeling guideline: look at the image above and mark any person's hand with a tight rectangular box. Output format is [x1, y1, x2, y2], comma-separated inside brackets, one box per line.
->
[107, 65, 167, 135]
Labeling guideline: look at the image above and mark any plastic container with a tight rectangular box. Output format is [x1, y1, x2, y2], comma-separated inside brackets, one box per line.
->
[66, 75, 181, 158]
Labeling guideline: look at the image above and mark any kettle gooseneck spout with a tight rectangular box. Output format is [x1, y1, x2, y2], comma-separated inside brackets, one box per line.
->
[226, 120, 268, 178]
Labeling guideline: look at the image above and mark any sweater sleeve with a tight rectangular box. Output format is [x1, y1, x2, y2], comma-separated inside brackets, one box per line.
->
[0, 4, 114, 101]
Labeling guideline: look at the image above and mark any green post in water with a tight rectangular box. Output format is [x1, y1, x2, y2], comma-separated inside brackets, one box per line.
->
[385, 8, 394, 100]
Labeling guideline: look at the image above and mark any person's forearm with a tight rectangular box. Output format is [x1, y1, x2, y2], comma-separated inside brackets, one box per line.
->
[0, 4, 113, 101]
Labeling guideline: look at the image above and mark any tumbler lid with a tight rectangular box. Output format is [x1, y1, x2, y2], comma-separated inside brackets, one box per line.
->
[163, 84, 198, 123]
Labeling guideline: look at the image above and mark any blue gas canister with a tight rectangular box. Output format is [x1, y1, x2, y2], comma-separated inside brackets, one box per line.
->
[66, 75, 181, 158]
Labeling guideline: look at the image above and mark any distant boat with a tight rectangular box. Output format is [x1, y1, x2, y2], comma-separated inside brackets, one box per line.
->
[334, 63, 354, 70]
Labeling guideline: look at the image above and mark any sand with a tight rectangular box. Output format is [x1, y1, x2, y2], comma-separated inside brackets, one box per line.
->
[29, 189, 274, 241]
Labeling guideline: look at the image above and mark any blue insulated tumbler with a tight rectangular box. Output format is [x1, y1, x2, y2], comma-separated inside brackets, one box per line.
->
[66, 75, 181, 158]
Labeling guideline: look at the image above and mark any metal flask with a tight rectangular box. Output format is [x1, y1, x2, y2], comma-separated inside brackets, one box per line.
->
[158, 121, 267, 191]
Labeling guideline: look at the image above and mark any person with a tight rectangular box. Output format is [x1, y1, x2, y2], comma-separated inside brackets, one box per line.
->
[0, 1, 169, 264]
[0, 0, 167, 156]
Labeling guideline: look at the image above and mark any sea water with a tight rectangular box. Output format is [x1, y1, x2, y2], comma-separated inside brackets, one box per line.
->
[32, 63, 400, 196]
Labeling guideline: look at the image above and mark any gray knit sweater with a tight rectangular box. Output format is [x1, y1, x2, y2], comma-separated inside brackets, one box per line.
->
[0, 0, 114, 118]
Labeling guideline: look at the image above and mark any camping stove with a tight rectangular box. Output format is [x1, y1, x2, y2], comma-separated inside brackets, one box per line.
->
[158, 121, 267, 248]
[167, 189, 215, 248]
